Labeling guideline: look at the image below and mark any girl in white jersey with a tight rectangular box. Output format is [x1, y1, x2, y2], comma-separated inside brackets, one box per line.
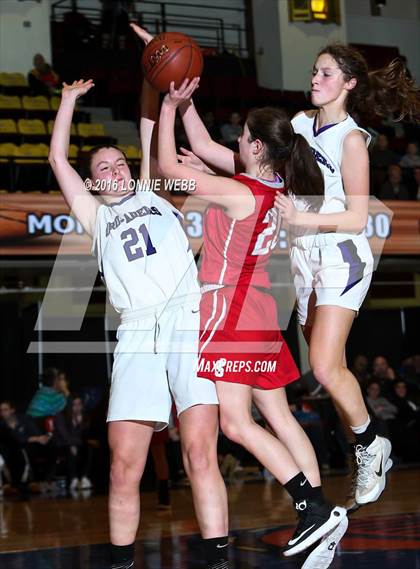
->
[49, 24, 230, 569]
[275, 44, 419, 521]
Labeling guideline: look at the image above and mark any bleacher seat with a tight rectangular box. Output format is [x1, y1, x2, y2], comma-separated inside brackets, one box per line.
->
[18, 118, 49, 143]
[50, 96, 61, 111]
[22, 95, 50, 111]
[0, 94, 22, 119]
[0, 142, 18, 190]
[15, 143, 50, 191]
[118, 144, 139, 159]
[0, 72, 29, 95]
[0, 119, 19, 144]
[77, 123, 105, 137]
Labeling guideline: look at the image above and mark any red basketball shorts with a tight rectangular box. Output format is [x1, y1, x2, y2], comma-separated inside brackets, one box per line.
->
[198, 285, 299, 389]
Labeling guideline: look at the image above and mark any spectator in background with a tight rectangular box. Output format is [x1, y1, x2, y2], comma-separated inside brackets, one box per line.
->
[365, 382, 397, 442]
[0, 400, 53, 490]
[379, 164, 411, 200]
[28, 53, 60, 96]
[53, 395, 94, 491]
[370, 133, 399, 194]
[27, 368, 70, 422]
[351, 354, 371, 387]
[399, 142, 420, 169]
[371, 356, 398, 397]
[220, 111, 242, 150]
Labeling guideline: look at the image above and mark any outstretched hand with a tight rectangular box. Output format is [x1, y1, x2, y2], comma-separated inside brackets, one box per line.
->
[61, 79, 94, 100]
[275, 192, 299, 225]
[163, 77, 200, 109]
[130, 23, 154, 45]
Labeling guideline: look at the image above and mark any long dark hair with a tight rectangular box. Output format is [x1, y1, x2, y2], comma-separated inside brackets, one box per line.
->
[247, 107, 324, 207]
[318, 44, 420, 122]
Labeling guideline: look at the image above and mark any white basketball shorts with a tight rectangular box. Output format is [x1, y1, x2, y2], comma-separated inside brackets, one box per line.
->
[107, 298, 219, 430]
[290, 232, 374, 326]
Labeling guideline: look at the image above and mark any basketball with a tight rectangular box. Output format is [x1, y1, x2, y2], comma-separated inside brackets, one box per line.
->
[141, 32, 203, 93]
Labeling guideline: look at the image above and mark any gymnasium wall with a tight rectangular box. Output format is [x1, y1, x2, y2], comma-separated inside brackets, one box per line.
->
[0, 0, 52, 74]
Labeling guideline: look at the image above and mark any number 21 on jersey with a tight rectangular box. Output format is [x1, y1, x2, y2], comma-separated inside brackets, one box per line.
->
[120, 223, 156, 262]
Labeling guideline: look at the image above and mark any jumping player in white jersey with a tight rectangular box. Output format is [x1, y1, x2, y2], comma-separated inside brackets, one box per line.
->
[49, 24, 229, 569]
[275, 44, 419, 568]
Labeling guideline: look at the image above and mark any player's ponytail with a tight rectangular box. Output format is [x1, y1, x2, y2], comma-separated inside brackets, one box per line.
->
[285, 133, 324, 210]
[247, 107, 324, 210]
[318, 44, 420, 122]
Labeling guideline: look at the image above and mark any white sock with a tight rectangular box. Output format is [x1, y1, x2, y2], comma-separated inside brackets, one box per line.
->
[350, 416, 371, 435]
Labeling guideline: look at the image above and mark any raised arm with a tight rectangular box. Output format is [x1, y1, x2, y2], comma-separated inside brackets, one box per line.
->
[48, 79, 99, 236]
[158, 80, 254, 220]
[130, 24, 160, 180]
[178, 98, 239, 175]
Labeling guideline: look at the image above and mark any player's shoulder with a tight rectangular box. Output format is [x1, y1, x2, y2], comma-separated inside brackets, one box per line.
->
[292, 109, 317, 121]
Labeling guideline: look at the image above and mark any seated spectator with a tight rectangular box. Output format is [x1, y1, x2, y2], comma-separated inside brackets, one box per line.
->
[372, 355, 398, 396]
[53, 395, 94, 490]
[27, 368, 70, 421]
[290, 401, 330, 472]
[366, 382, 397, 422]
[379, 164, 411, 200]
[370, 133, 399, 194]
[401, 354, 420, 395]
[399, 142, 420, 169]
[221, 112, 242, 151]
[351, 354, 371, 387]
[0, 400, 54, 490]
[28, 53, 60, 96]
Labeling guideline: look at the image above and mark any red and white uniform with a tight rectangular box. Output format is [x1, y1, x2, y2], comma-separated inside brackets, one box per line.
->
[198, 173, 300, 389]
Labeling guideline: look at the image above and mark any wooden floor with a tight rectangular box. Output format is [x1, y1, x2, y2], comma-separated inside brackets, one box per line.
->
[0, 467, 419, 568]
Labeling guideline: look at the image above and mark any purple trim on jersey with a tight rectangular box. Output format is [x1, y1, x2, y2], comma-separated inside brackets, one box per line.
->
[110, 192, 136, 207]
[313, 117, 337, 138]
[337, 240, 366, 296]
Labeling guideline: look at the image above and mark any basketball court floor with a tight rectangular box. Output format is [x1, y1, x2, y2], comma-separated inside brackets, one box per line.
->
[0, 467, 419, 568]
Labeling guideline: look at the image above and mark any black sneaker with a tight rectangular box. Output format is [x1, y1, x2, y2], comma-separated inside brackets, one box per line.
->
[283, 498, 346, 557]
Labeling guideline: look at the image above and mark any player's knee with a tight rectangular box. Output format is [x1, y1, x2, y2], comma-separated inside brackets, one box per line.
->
[110, 452, 144, 489]
[219, 416, 246, 446]
[182, 442, 214, 477]
[311, 360, 337, 388]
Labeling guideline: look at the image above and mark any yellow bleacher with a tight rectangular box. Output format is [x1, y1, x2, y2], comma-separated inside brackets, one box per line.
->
[18, 118, 47, 136]
[0, 142, 18, 160]
[118, 144, 140, 159]
[0, 72, 28, 88]
[0, 95, 22, 109]
[22, 95, 50, 111]
[15, 143, 49, 163]
[77, 123, 106, 137]
[0, 119, 17, 135]
[50, 96, 61, 111]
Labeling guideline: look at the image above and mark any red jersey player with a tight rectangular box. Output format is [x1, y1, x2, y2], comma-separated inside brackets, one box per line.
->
[157, 77, 346, 559]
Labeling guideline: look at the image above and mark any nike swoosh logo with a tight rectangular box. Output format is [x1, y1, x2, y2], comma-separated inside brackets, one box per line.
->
[287, 523, 316, 546]
[375, 454, 383, 477]
[300, 478, 308, 486]
[216, 543, 228, 548]
[191, 309, 200, 313]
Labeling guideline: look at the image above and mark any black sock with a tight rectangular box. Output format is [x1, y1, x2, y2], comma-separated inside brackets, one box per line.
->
[202, 536, 229, 566]
[284, 472, 324, 506]
[111, 543, 134, 568]
[354, 422, 376, 448]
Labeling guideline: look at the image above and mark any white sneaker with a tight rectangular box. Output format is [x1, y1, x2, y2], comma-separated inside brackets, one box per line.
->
[69, 478, 79, 491]
[302, 515, 348, 569]
[80, 476, 92, 489]
[355, 435, 392, 505]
